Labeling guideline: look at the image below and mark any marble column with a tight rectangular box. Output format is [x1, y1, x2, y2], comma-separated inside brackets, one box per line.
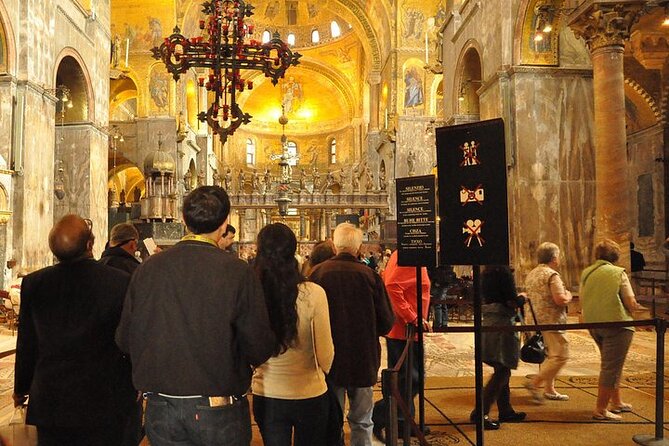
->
[569, 1, 644, 268]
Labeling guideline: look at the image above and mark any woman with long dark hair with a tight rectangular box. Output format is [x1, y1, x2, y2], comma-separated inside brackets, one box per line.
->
[251, 223, 335, 446]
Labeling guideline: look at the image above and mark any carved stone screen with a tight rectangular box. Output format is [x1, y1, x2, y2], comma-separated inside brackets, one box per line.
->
[435, 119, 509, 266]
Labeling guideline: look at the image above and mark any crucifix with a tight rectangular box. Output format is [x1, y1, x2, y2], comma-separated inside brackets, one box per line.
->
[152, 0, 301, 143]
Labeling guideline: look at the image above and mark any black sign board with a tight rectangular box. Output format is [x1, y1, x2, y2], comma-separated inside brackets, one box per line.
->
[436, 118, 509, 265]
[396, 175, 437, 267]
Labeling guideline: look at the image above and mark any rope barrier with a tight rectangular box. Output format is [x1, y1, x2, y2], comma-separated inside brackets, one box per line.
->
[379, 318, 667, 446]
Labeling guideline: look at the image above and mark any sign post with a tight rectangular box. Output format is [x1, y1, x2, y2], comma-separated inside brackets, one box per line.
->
[396, 174, 437, 437]
[436, 118, 509, 446]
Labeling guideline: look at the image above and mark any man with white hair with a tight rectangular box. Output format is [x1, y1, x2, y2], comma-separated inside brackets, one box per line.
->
[310, 223, 395, 446]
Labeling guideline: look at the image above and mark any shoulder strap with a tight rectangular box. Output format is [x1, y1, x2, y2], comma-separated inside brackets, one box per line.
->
[581, 263, 606, 288]
[525, 298, 539, 325]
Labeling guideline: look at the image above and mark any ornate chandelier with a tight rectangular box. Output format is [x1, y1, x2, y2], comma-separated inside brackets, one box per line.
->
[152, 0, 301, 143]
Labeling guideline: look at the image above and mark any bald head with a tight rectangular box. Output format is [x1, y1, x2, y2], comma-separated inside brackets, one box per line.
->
[49, 214, 94, 262]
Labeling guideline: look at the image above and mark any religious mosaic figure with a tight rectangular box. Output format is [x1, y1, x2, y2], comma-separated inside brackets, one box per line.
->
[149, 72, 169, 110]
[404, 67, 424, 108]
[282, 76, 302, 115]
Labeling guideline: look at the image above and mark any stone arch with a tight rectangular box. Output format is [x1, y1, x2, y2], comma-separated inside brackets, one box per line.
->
[110, 76, 139, 121]
[0, 0, 15, 74]
[429, 74, 444, 117]
[454, 41, 483, 116]
[108, 164, 145, 205]
[53, 48, 95, 123]
[624, 78, 661, 133]
[515, 0, 566, 66]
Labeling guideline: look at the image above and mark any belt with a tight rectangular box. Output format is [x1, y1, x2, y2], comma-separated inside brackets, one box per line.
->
[207, 395, 245, 407]
[149, 393, 246, 407]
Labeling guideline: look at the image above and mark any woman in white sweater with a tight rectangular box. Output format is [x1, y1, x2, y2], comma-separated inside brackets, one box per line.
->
[252, 223, 335, 446]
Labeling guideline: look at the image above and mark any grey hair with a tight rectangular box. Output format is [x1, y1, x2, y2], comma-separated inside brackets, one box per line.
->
[333, 223, 363, 255]
[536, 242, 560, 264]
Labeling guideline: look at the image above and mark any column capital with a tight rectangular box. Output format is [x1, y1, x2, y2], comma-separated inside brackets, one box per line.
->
[568, 0, 645, 52]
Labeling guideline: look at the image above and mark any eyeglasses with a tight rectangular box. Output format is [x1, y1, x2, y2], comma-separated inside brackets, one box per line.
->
[83, 218, 93, 232]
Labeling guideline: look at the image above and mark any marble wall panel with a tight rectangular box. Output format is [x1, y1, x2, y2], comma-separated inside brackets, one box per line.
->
[14, 86, 57, 272]
[628, 125, 665, 263]
[509, 70, 596, 287]
[0, 79, 15, 167]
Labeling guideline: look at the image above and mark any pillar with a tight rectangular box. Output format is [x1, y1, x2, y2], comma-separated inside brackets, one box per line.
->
[569, 1, 645, 269]
[368, 72, 381, 132]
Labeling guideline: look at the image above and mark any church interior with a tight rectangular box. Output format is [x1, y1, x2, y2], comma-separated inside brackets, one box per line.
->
[0, 0, 666, 284]
[0, 0, 668, 444]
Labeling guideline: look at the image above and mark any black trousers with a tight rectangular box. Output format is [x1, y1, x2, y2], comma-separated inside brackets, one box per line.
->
[37, 424, 124, 446]
[481, 363, 513, 416]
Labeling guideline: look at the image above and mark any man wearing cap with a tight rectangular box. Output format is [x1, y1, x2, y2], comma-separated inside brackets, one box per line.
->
[116, 186, 275, 446]
[14, 214, 137, 445]
[100, 222, 140, 274]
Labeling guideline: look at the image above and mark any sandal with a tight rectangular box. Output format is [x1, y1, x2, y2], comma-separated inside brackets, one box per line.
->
[592, 410, 622, 421]
[610, 403, 633, 414]
[544, 392, 570, 401]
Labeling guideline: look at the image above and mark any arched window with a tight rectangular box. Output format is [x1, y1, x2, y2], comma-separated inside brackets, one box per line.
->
[261, 30, 271, 44]
[286, 141, 298, 166]
[246, 138, 256, 165]
[311, 29, 320, 44]
[330, 21, 341, 38]
[287, 33, 296, 46]
[329, 138, 336, 164]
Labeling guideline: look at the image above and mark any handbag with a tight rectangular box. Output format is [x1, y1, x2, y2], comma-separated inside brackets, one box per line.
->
[520, 298, 546, 364]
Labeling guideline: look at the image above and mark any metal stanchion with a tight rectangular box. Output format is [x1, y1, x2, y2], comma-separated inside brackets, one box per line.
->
[403, 329, 413, 445]
[473, 265, 484, 446]
[382, 369, 399, 446]
[633, 318, 668, 446]
[416, 266, 426, 434]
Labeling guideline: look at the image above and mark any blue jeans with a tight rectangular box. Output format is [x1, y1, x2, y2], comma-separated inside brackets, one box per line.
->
[145, 394, 252, 446]
[252, 393, 329, 446]
[331, 386, 374, 446]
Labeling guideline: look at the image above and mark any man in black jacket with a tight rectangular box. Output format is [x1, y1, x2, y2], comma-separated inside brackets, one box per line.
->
[99, 222, 140, 274]
[116, 185, 276, 446]
[14, 214, 137, 445]
[310, 222, 395, 446]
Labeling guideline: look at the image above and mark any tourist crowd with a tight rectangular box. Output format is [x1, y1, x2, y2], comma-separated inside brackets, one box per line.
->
[10, 185, 642, 446]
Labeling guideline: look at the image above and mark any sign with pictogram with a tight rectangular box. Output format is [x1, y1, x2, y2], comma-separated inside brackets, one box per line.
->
[436, 119, 509, 265]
